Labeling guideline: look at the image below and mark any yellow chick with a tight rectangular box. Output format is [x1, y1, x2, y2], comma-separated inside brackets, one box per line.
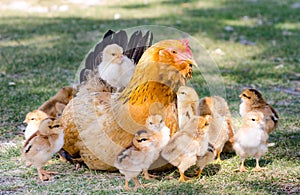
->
[233, 111, 269, 172]
[143, 114, 170, 179]
[39, 86, 77, 118]
[176, 86, 199, 129]
[239, 88, 279, 134]
[198, 96, 235, 162]
[98, 44, 135, 92]
[161, 116, 210, 182]
[22, 118, 65, 181]
[114, 130, 156, 190]
[23, 110, 48, 140]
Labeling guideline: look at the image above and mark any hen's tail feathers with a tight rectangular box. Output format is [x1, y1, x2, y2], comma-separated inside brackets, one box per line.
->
[80, 30, 153, 83]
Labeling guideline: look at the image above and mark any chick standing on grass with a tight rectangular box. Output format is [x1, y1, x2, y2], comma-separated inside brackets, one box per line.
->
[114, 130, 156, 190]
[22, 118, 65, 181]
[98, 44, 135, 92]
[161, 116, 210, 182]
[239, 88, 279, 134]
[233, 111, 269, 172]
[143, 114, 170, 179]
[23, 110, 48, 140]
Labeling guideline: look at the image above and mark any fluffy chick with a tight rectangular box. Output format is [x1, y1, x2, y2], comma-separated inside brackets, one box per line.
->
[114, 130, 156, 190]
[239, 88, 279, 134]
[23, 118, 65, 181]
[23, 110, 48, 140]
[161, 116, 210, 182]
[39, 86, 77, 118]
[98, 44, 135, 92]
[198, 96, 235, 162]
[143, 114, 170, 179]
[176, 86, 199, 129]
[233, 111, 269, 172]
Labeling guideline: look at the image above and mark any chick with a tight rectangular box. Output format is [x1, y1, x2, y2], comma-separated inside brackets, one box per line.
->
[198, 96, 235, 162]
[23, 110, 48, 140]
[114, 130, 156, 190]
[143, 114, 170, 179]
[39, 86, 77, 118]
[239, 88, 279, 134]
[23, 118, 65, 181]
[233, 111, 269, 172]
[98, 44, 135, 92]
[161, 116, 210, 182]
[177, 86, 199, 129]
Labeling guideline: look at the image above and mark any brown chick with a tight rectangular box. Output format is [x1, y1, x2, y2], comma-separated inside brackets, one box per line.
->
[239, 88, 279, 134]
[161, 116, 210, 182]
[143, 114, 170, 179]
[23, 118, 65, 181]
[23, 110, 48, 140]
[39, 86, 77, 118]
[114, 130, 156, 190]
[176, 86, 199, 129]
[233, 111, 269, 172]
[198, 96, 235, 162]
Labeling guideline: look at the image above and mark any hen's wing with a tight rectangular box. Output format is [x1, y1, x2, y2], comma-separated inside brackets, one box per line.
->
[80, 30, 153, 83]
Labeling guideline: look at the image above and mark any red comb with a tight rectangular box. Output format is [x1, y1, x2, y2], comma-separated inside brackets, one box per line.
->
[181, 39, 192, 57]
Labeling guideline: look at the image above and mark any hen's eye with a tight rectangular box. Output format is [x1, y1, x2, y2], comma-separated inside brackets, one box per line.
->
[171, 50, 177, 54]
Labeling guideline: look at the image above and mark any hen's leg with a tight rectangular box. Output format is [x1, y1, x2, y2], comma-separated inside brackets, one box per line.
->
[143, 169, 158, 180]
[178, 170, 190, 182]
[195, 169, 202, 179]
[215, 149, 222, 163]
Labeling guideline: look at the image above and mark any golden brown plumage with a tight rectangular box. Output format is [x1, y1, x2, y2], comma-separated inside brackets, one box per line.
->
[39, 86, 77, 118]
[114, 130, 156, 190]
[239, 88, 279, 134]
[198, 96, 235, 162]
[61, 39, 196, 170]
[22, 118, 64, 181]
[161, 116, 210, 182]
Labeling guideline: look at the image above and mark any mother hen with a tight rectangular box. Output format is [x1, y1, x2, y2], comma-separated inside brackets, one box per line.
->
[61, 31, 197, 170]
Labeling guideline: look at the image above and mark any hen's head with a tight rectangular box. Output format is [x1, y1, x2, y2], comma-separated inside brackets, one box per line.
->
[138, 39, 197, 79]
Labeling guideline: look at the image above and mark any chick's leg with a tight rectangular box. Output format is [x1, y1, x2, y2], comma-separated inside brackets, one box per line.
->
[178, 170, 190, 182]
[143, 169, 159, 180]
[195, 169, 202, 179]
[133, 177, 141, 189]
[124, 179, 130, 190]
[239, 158, 247, 172]
[253, 157, 267, 172]
[38, 168, 57, 181]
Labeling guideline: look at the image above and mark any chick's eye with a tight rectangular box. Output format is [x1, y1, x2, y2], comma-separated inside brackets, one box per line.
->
[160, 120, 163, 123]
[111, 53, 115, 56]
[181, 92, 185, 95]
[205, 122, 209, 126]
[251, 118, 255, 121]
[171, 50, 177, 54]
[53, 125, 60, 128]
[31, 118, 35, 120]
[149, 122, 153, 125]
[137, 138, 148, 142]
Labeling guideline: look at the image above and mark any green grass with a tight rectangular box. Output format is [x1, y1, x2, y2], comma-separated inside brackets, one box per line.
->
[0, 0, 299, 194]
